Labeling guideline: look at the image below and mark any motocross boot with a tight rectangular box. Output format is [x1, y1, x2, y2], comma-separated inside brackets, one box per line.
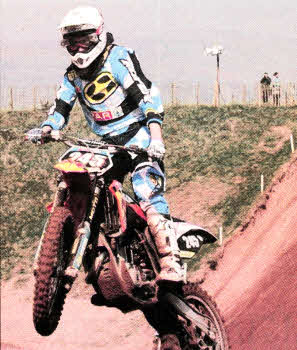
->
[146, 208, 183, 283]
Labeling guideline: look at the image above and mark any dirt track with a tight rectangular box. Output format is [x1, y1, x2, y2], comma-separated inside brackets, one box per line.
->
[1, 155, 296, 350]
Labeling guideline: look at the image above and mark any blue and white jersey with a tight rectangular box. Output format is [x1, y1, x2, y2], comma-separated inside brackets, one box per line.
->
[42, 43, 164, 141]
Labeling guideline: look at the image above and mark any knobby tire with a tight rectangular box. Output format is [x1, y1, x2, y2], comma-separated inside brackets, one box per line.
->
[33, 207, 75, 336]
[180, 282, 229, 350]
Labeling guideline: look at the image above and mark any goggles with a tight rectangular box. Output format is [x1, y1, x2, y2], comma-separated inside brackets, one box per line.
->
[61, 32, 99, 55]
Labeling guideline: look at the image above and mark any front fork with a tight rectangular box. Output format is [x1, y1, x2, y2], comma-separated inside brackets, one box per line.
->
[67, 182, 101, 274]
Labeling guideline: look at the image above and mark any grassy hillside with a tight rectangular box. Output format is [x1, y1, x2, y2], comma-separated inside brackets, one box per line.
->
[1, 105, 296, 278]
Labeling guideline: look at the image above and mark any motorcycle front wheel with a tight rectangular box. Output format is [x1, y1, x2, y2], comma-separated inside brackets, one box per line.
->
[33, 207, 75, 336]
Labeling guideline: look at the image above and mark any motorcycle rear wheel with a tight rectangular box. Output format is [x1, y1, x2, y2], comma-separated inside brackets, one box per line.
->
[179, 282, 229, 350]
[33, 207, 75, 336]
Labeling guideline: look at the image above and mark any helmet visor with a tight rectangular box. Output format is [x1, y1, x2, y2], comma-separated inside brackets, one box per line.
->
[61, 32, 99, 55]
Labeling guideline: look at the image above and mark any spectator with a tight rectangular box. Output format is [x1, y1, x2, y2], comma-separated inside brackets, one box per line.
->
[260, 72, 271, 103]
[272, 72, 281, 106]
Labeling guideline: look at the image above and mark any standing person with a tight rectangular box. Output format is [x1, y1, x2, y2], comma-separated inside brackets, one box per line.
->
[272, 72, 281, 106]
[260, 72, 271, 103]
[39, 6, 183, 284]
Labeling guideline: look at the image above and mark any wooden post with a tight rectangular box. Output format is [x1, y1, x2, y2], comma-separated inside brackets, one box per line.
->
[195, 82, 200, 106]
[258, 84, 262, 107]
[21, 88, 25, 109]
[9, 87, 14, 111]
[242, 84, 247, 105]
[285, 83, 288, 106]
[171, 82, 176, 105]
[254, 84, 258, 106]
[288, 82, 295, 106]
[33, 86, 37, 111]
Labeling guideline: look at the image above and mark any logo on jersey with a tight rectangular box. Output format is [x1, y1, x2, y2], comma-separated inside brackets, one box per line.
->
[92, 111, 113, 122]
[84, 72, 118, 104]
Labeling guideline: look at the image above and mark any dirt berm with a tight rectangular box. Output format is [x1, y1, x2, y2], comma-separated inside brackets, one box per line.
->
[1, 154, 296, 350]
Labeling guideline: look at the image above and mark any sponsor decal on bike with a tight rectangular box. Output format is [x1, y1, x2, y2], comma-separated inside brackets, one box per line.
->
[84, 72, 118, 104]
[181, 234, 203, 249]
[92, 110, 113, 122]
[180, 250, 196, 259]
[54, 159, 87, 173]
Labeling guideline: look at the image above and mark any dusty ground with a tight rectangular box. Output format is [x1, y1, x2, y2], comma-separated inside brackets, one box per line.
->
[1, 154, 296, 350]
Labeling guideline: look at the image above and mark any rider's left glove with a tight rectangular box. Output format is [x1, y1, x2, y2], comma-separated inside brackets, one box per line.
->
[147, 139, 166, 160]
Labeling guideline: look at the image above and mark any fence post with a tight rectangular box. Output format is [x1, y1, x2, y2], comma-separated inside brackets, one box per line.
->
[171, 82, 176, 105]
[242, 84, 247, 105]
[9, 87, 14, 111]
[195, 82, 200, 106]
[33, 86, 37, 111]
[258, 84, 262, 107]
[231, 92, 235, 105]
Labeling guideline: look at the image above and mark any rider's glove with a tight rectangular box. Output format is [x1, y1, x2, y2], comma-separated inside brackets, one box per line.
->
[25, 128, 43, 144]
[26, 126, 55, 144]
[147, 139, 166, 160]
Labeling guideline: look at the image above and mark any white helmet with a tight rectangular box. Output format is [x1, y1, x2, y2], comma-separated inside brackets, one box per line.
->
[59, 6, 107, 69]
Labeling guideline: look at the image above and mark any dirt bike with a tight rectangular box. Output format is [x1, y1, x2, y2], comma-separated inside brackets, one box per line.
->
[26, 128, 229, 350]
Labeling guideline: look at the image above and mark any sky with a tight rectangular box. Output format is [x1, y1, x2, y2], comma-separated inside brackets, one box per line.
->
[0, 0, 296, 104]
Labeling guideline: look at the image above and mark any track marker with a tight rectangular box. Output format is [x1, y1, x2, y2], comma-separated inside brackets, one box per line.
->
[290, 134, 295, 153]
[219, 226, 223, 246]
[261, 174, 264, 193]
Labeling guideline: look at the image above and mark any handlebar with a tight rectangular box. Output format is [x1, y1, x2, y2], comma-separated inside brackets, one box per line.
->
[25, 128, 148, 156]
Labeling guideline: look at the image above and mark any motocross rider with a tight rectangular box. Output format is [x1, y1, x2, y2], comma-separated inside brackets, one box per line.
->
[40, 6, 183, 284]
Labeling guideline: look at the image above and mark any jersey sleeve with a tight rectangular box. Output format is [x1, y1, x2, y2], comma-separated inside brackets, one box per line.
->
[41, 73, 77, 130]
[113, 47, 164, 126]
